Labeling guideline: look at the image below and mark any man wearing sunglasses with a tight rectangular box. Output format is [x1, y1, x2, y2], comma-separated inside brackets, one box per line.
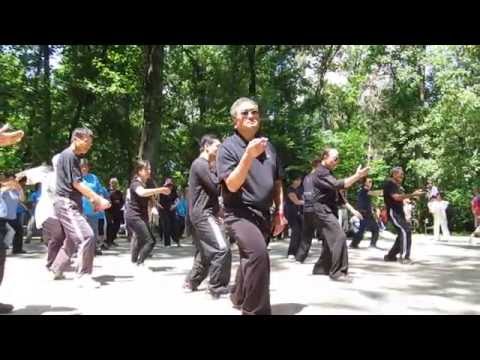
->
[217, 97, 287, 315]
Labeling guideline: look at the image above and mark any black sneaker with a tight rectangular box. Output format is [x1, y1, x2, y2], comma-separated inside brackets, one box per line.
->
[0, 302, 14, 314]
[95, 249, 103, 256]
[384, 255, 397, 262]
[349, 244, 359, 249]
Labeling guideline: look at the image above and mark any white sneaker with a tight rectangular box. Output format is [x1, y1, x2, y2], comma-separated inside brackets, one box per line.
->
[287, 255, 295, 261]
[76, 274, 101, 289]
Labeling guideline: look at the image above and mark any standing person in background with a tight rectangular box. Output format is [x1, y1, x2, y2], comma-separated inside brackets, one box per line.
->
[175, 188, 187, 241]
[286, 175, 304, 260]
[105, 177, 124, 248]
[80, 159, 109, 256]
[25, 183, 41, 244]
[1, 174, 26, 255]
[36, 154, 65, 272]
[0, 125, 25, 313]
[295, 159, 321, 263]
[470, 189, 480, 235]
[428, 193, 451, 242]
[158, 178, 178, 247]
[349, 178, 382, 249]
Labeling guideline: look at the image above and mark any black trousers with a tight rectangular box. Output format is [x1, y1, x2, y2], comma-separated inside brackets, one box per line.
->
[0, 219, 7, 285]
[186, 214, 231, 294]
[386, 210, 412, 260]
[225, 208, 271, 315]
[286, 212, 303, 257]
[7, 218, 23, 253]
[175, 215, 186, 240]
[350, 213, 379, 247]
[106, 212, 122, 244]
[128, 216, 157, 265]
[296, 212, 318, 263]
[312, 211, 349, 279]
[158, 208, 176, 246]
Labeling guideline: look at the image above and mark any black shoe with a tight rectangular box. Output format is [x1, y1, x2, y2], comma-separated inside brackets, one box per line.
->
[95, 249, 103, 256]
[12, 250, 26, 254]
[0, 302, 14, 314]
[349, 244, 359, 249]
[384, 255, 397, 262]
[100, 244, 109, 250]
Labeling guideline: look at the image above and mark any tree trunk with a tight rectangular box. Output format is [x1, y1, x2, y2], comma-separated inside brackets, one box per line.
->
[247, 45, 256, 96]
[138, 45, 165, 163]
[41, 45, 52, 161]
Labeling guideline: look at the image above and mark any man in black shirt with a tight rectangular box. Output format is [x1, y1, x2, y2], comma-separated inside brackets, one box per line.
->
[311, 148, 369, 281]
[383, 167, 423, 264]
[350, 178, 382, 248]
[184, 134, 231, 298]
[286, 175, 304, 260]
[105, 177, 124, 248]
[217, 97, 287, 315]
[295, 159, 321, 263]
[50, 128, 111, 288]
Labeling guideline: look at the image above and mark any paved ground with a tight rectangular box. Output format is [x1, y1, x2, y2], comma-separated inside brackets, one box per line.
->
[1, 231, 480, 315]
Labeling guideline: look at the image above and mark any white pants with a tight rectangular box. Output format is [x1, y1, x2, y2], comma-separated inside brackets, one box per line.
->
[433, 212, 450, 241]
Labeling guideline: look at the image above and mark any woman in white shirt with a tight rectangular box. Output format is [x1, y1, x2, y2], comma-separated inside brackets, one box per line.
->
[427, 194, 451, 242]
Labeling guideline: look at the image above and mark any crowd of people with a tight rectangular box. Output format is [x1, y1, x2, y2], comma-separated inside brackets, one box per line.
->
[0, 96, 475, 315]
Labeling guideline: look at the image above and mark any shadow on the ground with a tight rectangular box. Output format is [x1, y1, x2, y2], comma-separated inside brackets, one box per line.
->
[93, 275, 134, 285]
[9, 305, 79, 315]
[148, 266, 175, 272]
[271, 303, 307, 315]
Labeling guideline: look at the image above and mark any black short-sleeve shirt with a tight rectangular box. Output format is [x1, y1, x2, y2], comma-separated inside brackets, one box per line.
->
[55, 147, 83, 209]
[216, 131, 284, 213]
[383, 179, 404, 215]
[357, 188, 372, 215]
[302, 173, 315, 213]
[286, 185, 303, 218]
[126, 177, 149, 220]
[188, 157, 220, 222]
[311, 164, 346, 215]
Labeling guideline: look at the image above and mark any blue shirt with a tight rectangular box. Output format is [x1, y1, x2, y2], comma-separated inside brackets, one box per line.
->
[81, 173, 108, 219]
[176, 198, 187, 217]
[1, 190, 21, 220]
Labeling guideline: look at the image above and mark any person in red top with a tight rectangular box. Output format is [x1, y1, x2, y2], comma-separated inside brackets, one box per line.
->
[470, 189, 480, 236]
